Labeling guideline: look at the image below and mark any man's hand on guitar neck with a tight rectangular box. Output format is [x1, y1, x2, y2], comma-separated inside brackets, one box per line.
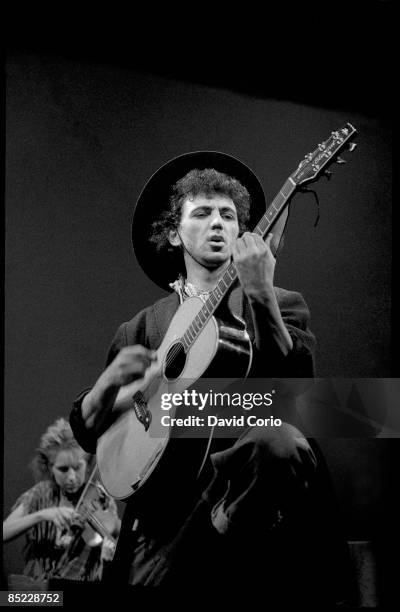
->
[233, 232, 293, 358]
[233, 232, 276, 299]
[81, 346, 157, 434]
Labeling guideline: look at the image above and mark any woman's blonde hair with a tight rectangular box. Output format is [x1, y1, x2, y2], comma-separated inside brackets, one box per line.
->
[30, 417, 92, 481]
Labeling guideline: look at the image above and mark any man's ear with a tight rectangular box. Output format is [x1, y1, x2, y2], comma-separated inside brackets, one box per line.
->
[168, 229, 181, 247]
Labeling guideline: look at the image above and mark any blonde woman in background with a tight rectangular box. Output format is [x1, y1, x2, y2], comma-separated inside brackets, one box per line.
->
[3, 418, 120, 582]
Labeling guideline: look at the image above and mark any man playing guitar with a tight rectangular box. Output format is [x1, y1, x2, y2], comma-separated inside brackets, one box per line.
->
[70, 151, 352, 604]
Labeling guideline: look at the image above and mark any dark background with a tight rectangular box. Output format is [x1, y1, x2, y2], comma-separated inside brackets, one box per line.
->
[2, 2, 396, 601]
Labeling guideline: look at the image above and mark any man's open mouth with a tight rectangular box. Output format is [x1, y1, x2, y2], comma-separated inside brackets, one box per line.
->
[208, 235, 224, 243]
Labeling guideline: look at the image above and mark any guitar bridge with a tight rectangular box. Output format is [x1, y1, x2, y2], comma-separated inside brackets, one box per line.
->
[132, 391, 152, 431]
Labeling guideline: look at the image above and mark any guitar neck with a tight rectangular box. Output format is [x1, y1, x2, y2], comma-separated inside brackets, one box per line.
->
[180, 178, 296, 352]
[253, 177, 296, 240]
[181, 122, 357, 352]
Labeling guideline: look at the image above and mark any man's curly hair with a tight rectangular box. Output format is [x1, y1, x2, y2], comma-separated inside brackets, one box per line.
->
[149, 168, 251, 267]
[30, 418, 93, 482]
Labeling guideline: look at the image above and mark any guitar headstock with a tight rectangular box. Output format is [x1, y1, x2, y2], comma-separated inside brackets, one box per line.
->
[291, 123, 357, 187]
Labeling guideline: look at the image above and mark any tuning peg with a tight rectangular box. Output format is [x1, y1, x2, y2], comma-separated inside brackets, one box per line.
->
[324, 170, 332, 180]
[336, 157, 346, 164]
[348, 142, 357, 152]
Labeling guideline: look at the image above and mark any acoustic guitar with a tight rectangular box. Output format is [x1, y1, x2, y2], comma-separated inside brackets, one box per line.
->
[97, 124, 357, 500]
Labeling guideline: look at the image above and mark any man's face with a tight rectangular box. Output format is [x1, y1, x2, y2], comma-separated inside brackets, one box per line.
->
[170, 194, 240, 269]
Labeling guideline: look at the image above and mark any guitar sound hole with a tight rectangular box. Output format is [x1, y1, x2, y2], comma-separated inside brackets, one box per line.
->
[164, 341, 187, 381]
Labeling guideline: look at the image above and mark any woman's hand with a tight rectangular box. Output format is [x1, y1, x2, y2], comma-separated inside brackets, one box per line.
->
[100, 537, 116, 562]
[39, 506, 78, 531]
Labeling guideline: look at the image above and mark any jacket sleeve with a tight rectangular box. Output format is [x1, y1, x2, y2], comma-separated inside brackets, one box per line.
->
[249, 289, 316, 378]
[279, 289, 316, 375]
[70, 309, 149, 454]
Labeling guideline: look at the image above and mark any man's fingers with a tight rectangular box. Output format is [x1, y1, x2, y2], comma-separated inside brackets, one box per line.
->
[123, 346, 157, 364]
[122, 346, 156, 359]
[119, 347, 157, 372]
[239, 232, 260, 251]
[236, 232, 271, 255]
[241, 232, 257, 248]
[265, 233, 274, 248]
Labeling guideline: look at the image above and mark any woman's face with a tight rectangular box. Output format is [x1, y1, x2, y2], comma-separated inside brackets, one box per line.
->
[51, 449, 88, 495]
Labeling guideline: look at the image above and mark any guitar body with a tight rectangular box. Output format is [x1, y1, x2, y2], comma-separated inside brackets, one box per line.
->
[97, 296, 252, 500]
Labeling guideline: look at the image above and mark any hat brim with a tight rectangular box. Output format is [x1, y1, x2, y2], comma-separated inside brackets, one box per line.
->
[131, 151, 266, 291]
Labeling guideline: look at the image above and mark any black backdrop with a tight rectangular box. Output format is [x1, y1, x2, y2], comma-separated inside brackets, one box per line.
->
[3, 16, 395, 601]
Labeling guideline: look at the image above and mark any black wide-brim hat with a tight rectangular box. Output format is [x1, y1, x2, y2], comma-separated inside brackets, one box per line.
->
[131, 151, 267, 291]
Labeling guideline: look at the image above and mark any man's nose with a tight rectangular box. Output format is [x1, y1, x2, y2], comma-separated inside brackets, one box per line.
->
[210, 212, 223, 228]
